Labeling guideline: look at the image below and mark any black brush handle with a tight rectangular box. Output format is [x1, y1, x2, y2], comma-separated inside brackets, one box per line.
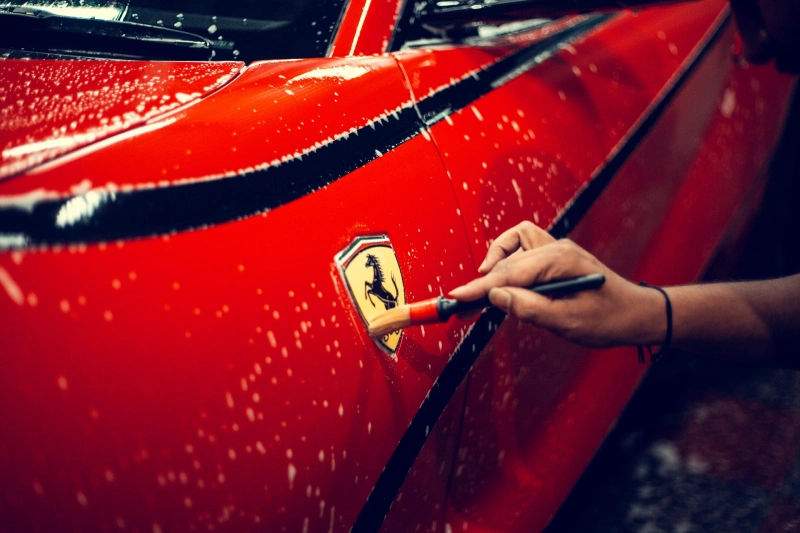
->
[437, 273, 605, 320]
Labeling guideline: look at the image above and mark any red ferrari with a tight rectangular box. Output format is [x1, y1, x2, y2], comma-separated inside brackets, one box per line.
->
[0, 0, 795, 531]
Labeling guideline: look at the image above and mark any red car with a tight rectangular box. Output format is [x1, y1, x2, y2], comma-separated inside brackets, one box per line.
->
[0, 0, 794, 531]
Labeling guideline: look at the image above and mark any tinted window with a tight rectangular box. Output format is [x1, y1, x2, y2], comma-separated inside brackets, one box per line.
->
[0, 0, 347, 61]
[124, 0, 347, 61]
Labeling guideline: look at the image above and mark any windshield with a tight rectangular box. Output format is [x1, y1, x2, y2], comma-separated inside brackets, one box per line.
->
[0, 0, 347, 61]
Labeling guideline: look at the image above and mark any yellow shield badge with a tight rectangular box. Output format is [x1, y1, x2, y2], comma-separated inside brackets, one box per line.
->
[335, 236, 406, 355]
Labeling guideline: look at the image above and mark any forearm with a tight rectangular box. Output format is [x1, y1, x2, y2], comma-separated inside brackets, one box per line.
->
[649, 275, 800, 367]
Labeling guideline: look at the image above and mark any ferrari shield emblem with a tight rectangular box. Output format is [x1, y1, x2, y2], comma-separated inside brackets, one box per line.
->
[335, 236, 406, 355]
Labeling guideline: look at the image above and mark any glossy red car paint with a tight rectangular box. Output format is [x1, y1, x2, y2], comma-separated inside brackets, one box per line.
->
[330, 0, 405, 57]
[0, 1, 795, 533]
[0, 61, 243, 180]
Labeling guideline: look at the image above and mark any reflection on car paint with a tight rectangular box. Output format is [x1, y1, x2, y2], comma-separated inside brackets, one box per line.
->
[0, 61, 242, 179]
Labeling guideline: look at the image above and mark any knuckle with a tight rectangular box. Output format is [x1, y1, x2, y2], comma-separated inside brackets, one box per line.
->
[515, 305, 537, 322]
[550, 242, 575, 266]
[495, 257, 511, 274]
[509, 293, 538, 321]
[554, 240, 572, 252]
[481, 272, 504, 291]
[556, 240, 582, 261]
[559, 238, 577, 251]
[566, 316, 582, 334]
[559, 315, 582, 338]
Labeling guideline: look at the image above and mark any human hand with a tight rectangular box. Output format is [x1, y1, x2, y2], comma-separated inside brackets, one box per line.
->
[450, 221, 667, 348]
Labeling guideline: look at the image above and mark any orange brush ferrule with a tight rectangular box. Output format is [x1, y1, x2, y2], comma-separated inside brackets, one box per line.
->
[408, 298, 444, 325]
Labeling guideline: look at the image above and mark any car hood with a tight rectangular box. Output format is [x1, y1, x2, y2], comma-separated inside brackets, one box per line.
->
[0, 59, 244, 180]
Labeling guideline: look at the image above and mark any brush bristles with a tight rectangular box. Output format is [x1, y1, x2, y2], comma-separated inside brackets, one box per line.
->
[368, 306, 412, 338]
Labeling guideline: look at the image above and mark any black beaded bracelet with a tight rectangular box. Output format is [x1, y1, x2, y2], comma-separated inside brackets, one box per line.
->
[637, 281, 673, 364]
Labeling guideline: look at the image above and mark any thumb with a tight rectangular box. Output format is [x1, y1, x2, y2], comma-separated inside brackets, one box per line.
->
[488, 286, 553, 324]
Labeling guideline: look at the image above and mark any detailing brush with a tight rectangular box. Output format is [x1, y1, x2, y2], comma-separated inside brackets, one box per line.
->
[368, 273, 605, 338]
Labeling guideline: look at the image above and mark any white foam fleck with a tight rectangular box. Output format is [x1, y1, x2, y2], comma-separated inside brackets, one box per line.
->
[55, 189, 115, 228]
[720, 88, 736, 119]
[290, 66, 371, 83]
[174, 92, 196, 104]
[511, 179, 523, 208]
[76, 490, 88, 507]
[0, 188, 62, 212]
[650, 441, 680, 475]
[470, 106, 484, 121]
[0, 267, 24, 306]
[2, 132, 103, 160]
[0, 234, 28, 249]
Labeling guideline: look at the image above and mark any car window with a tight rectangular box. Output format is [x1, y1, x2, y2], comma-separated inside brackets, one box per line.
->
[390, 0, 551, 51]
[0, 0, 347, 61]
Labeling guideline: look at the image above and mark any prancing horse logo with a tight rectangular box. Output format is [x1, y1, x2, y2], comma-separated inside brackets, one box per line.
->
[364, 254, 398, 311]
[335, 236, 406, 355]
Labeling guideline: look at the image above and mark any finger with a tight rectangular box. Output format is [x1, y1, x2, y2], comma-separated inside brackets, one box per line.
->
[484, 238, 601, 279]
[451, 255, 542, 300]
[451, 241, 598, 300]
[451, 245, 567, 300]
[478, 221, 554, 274]
[488, 286, 558, 327]
[478, 235, 520, 275]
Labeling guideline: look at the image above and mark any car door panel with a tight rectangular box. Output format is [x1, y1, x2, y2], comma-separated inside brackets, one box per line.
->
[390, 1, 795, 531]
[440, 57, 795, 533]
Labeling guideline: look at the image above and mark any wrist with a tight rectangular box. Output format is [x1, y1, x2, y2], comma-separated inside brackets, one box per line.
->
[627, 285, 669, 346]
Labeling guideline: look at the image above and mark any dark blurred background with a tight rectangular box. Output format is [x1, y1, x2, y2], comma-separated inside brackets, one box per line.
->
[544, 86, 800, 533]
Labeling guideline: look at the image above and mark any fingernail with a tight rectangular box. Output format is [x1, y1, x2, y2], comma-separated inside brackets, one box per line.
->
[478, 260, 488, 273]
[489, 288, 512, 311]
[448, 286, 466, 298]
